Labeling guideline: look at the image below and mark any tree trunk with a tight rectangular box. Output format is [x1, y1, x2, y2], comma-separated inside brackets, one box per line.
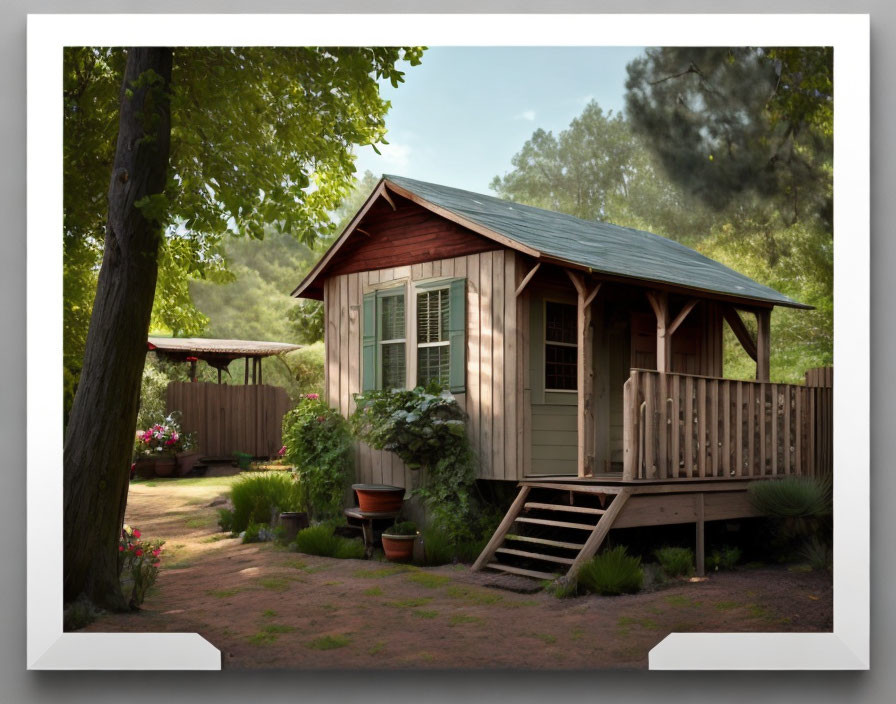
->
[63, 48, 173, 609]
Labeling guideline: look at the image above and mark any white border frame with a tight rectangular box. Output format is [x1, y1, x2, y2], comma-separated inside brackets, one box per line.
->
[27, 13, 868, 670]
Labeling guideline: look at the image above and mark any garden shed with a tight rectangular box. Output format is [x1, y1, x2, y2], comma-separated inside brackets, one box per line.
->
[147, 336, 300, 458]
[292, 175, 833, 580]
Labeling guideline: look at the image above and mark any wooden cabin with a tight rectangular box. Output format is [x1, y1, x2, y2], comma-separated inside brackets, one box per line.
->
[293, 175, 832, 580]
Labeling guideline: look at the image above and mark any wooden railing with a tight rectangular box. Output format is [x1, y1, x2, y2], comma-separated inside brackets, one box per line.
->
[622, 368, 833, 481]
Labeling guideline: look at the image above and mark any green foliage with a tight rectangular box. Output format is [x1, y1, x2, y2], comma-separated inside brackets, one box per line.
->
[281, 395, 354, 519]
[577, 546, 644, 596]
[800, 537, 832, 571]
[63, 43, 422, 417]
[118, 525, 164, 609]
[707, 545, 742, 572]
[242, 521, 265, 544]
[748, 477, 832, 518]
[351, 385, 477, 542]
[63, 596, 103, 632]
[654, 547, 695, 577]
[233, 452, 253, 470]
[135, 357, 170, 433]
[228, 472, 306, 533]
[384, 521, 418, 537]
[294, 524, 365, 559]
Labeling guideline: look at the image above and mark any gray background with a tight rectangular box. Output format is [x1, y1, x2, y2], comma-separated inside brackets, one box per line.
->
[0, 1, 889, 701]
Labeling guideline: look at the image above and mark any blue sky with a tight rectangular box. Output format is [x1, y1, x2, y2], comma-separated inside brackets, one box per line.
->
[353, 46, 646, 195]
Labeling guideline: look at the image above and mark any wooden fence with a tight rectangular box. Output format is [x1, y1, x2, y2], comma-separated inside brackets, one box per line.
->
[166, 382, 292, 458]
[622, 367, 833, 481]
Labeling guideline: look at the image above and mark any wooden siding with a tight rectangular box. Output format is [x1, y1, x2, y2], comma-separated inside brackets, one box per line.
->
[323, 251, 521, 487]
[165, 381, 291, 458]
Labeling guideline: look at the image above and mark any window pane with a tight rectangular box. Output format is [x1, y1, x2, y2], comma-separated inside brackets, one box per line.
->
[381, 342, 406, 389]
[418, 345, 450, 387]
[417, 289, 449, 344]
[545, 301, 576, 344]
[545, 344, 577, 390]
[380, 294, 405, 341]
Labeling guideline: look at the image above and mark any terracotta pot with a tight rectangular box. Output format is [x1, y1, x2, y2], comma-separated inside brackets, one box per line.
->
[152, 457, 177, 477]
[279, 511, 310, 543]
[176, 451, 203, 477]
[134, 458, 156, 479]
[352, 484, 405, 513]
[381, 534, 416, 562]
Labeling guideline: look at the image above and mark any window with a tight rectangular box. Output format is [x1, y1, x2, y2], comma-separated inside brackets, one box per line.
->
[417, 288, 450, 387]
[378, 291, 406, 389]
[544, 301, 577, 391]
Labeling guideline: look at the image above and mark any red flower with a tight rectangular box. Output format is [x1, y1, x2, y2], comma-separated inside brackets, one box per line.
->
[133, 529, 141, 538]
[152, 549, 161, 557]
[135, 549, 143, 557]
[119, 545, 124, 552]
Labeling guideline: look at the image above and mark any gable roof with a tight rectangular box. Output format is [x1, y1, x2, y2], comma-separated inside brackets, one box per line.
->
[293, 175, 809, 309]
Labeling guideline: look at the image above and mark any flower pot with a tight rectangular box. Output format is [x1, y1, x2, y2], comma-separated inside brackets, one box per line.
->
[176, 451, 203, 477]
[152, 457, 177, 477]
[381, 534, 416, 562]
[135, 457, 177, 478]
[278, 511, 310, 543]
[352, 484, 405, 513]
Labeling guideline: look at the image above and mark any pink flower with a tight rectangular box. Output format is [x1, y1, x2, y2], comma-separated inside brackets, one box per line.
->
[278, 445, 287, 457]
[133, 529, 141, 538]
[119, 545, 124, 552]
[153, 560, 160, 566]
[306, 393, 320, 400]
[135, 549, 143, 557]
[152, 549, 161, 557]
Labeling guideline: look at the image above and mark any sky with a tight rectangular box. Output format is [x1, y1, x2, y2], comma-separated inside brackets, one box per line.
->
[353, 46, 646, 196]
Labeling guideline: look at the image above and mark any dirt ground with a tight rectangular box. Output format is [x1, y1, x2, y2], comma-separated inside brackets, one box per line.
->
[86, 474, 833, 670]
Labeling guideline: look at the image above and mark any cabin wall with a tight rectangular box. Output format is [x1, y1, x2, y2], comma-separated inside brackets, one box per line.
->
[323, 250, 522, 488]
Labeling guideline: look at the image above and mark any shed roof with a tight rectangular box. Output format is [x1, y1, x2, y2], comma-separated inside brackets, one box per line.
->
[293, 175, 808, 309]
[147, 337, 301, 358]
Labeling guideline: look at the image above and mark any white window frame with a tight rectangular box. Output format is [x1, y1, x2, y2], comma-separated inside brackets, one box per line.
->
[543, 298, 578, 393]
[415, 283, 451, 387]
[377, 287, 407, 390]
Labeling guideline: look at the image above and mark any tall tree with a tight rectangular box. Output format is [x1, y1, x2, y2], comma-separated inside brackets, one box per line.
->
[63, 47, 422, 608]
[624, 47, 833, 232]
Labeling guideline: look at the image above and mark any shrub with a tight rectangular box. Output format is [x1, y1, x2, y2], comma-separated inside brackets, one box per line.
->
[217, 507, 234, 533]
[229, 472, 306, 533]
[282, 395, 354, 519]
[384, 521, 417, 536]
[800, 537, 832, 570]
[134, 412, 193, 459]
[577, 546, 643, 596]
[118, 524, 164, 609]
[294, 524, 365, 559]
[233, 451, 253, 470]
[748, 477, 832, 518]
[707, 545, 742, 572]
[655, 546, 695, 577]
[351, 385, 477, 543]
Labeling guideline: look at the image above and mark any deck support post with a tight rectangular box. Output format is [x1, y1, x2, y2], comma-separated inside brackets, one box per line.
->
[567, 270, 601, 478]
[755, 309, 771, 382]
[646, 290, 671, 373]
[696, 493, 705, 577]
[244, 356, 249, 385]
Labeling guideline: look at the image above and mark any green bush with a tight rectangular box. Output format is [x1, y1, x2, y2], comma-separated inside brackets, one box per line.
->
[384, 521, 417, 536]
[748, 477, 832, 518]
[800, 537, 832, 571]
[577, 546, 643, 596]
[294, 524, 365, 559]
[655, 546, 695, 577]
[217, 507, 234, 533]
[707, 545, 742, 571]
[351, 385, 477, 543]
[282, 395, 354, 519]
[229, 472, 306, 533]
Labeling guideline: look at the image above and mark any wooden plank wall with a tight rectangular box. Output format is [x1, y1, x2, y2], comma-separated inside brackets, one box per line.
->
[323, 250, 520, 488]
[805, 366, 833, 478]
[622, 368, 833, 481]
[166, 381, 292, 458]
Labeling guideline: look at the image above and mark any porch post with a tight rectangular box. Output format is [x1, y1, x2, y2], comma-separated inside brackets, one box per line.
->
[755, 309, 771, 382]
[646, 291, 671, 372]
[566, 270, 601, 478]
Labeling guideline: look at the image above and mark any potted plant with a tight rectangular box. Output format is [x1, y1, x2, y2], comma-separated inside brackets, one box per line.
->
[381, 521, 418, 562]
[175, 431, 201, 476]
[233, 451, 253, 471]
[134, 414, 187, 477]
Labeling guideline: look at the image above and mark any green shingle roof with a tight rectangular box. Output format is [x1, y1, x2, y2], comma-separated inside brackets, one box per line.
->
[383, 174, 807, 309]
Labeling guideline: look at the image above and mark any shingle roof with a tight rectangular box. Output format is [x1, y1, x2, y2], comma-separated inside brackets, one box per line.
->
[147, 337, 301, 357]
[382, 174, 807, 309]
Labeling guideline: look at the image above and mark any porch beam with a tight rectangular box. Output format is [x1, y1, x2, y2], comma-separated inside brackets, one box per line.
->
[722, 306, 758, 362]
[515, 262, 541, 297]
[567, 270, 601, 478]
[645, 290, 671, 373]
[667, 298, 699, 337]
[755, 308, 771, 382]
[380, 188, 397, 211]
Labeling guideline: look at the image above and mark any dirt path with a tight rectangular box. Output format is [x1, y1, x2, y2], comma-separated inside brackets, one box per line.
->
[86, 476, 833, 669]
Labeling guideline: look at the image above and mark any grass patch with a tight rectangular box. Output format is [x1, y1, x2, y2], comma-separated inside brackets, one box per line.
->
[531, 632, 557, 644]
[367, 641, 385, 655]
[578, 546, 643, 596]
[448, 614, 482, 626]
[200, 534, 233, 544]
[256, 577, 293, 592]
[306, 634, 351, 650]
[617, 616, 659, 631]
[280, 559, 308, 570]
[444, 585, 503, 605]
[363, 586, 383, 596]
[413, 609, 439, 619]
[207, 588, 242, 599]
[404, 572, 452, 589]
[185, 515, 216, 529]
[260, 623, 295, 634]
[387, 597, 433, 609]
[353, 565, 414, 578]
[707, 545, 742, 571]
[248, 632, 276, 646]
[664, 594, 701, 608]
[261, 609, 277, 618]
[714, 601, 741, 611]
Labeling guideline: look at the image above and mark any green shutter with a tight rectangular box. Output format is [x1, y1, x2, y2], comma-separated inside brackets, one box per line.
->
[362, 291, 376, 391]
[448, 278, 466, 393]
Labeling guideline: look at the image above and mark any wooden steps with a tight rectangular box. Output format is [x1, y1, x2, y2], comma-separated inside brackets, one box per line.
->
[472, 482, 633, 585]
